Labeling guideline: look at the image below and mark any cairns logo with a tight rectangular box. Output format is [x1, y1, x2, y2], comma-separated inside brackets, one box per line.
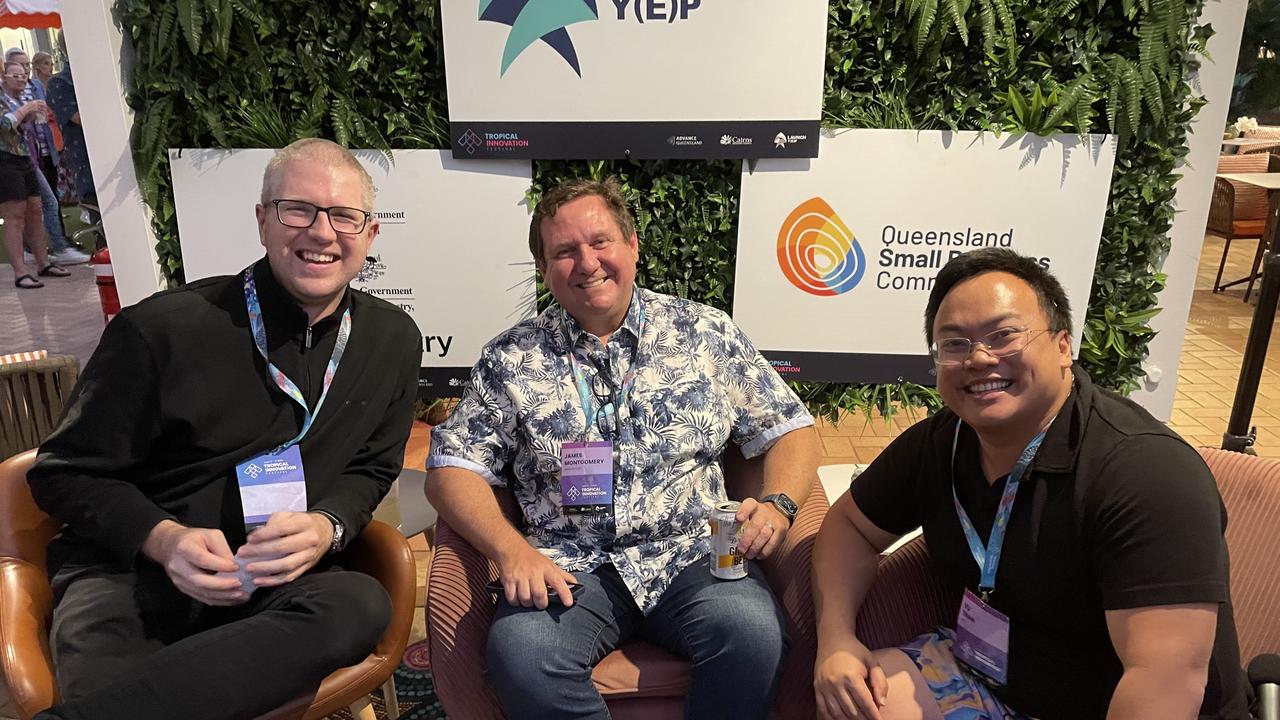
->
[356, 255, 387, 284]
[776, 197, 866, 296]
[480, 0, 599, 76]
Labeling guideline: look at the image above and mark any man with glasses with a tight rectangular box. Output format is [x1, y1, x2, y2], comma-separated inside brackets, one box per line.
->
[812, 248, 1248, 720]
[28, 138, 423, 720]
[427, 178, 820, 719]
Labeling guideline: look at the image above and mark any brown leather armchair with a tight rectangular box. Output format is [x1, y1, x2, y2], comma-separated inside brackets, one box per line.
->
[426, 447, 830, 720]
[850, 447, 1280, 696]
[0, 449, 417, 720]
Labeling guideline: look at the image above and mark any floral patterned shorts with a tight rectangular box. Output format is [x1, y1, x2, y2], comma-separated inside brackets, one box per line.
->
[898, 627, 1034, 720]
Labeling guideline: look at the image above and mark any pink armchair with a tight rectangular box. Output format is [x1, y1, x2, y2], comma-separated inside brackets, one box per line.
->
[425, 447, 829, 719]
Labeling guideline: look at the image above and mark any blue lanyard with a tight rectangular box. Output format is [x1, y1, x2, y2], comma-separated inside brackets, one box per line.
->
[243, 267, 351, 452]
[950, 420, 1047, 598]
[565, 297, 645, 435]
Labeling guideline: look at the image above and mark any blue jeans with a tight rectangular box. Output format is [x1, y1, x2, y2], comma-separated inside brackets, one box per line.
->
[35, 164, 68, 252]
[486, 557, 788, 720]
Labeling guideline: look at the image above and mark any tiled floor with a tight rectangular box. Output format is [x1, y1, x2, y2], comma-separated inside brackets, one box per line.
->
[1, 262, 103, 368]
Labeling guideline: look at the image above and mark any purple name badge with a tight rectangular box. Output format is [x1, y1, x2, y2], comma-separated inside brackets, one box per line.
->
[560, 441, 613, 514]
[953, 588, 1011, 686]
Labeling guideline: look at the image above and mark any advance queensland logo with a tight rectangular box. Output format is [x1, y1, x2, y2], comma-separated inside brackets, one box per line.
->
[776, 198, 866, 297]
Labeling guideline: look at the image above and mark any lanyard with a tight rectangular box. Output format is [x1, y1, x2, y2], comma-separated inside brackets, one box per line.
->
[243, 267, 351, 452]
[565, 297, 645, 435]
[950, 420, 1046, 598]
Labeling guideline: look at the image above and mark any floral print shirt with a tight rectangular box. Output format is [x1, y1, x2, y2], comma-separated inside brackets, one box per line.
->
[429, 288, 813, 612]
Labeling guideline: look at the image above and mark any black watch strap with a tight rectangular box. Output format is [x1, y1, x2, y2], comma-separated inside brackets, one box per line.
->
[760, 493, 798, 525]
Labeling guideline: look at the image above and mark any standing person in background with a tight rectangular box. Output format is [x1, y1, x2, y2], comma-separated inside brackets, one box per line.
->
[3, 48, 86, 265]
[2, 59, 67, 289]
[31, 52, 54, 89]
[46, 35, 99, 236]
[29, 52, 63, 183]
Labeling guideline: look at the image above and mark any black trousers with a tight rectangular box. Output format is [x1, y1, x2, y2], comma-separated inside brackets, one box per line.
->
[43, 561, 391, 720]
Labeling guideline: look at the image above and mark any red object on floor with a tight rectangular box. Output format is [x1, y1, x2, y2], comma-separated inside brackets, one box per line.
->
[91, 247, 120, 325]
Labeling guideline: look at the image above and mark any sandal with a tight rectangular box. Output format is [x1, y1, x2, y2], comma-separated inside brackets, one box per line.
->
[37, 263, 70, 278]
[14, 274, 44, 289]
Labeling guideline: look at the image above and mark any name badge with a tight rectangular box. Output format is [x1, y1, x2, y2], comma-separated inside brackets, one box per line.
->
[560, 441, 613, 514]
[235, 445, 308, 530]
[953, 588, 1011, 686]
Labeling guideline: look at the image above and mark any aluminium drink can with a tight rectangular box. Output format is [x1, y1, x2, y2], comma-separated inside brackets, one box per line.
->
[710, 501, 746, 580]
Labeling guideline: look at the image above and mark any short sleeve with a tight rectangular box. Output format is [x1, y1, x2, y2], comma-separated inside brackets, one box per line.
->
[849, 419, 930, 536]
[427, 347, 520, 486]
[714, 314, 813, 457]
[1088, 435, 1229, 610]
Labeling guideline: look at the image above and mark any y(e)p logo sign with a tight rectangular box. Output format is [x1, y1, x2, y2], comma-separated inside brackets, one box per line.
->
[480, 0, 599, 76]
[776, 197, 866, 296]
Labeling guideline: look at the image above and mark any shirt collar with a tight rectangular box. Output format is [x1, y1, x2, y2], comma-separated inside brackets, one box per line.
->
[1031, 365, 1093, 475]
[557, 286, 644, 350]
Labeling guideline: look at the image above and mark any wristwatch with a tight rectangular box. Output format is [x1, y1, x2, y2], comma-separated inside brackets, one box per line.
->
[316, 511, 345, 553]
[760, 493, 798, 525]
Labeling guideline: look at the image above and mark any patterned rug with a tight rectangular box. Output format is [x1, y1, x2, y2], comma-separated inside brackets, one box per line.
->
[327, 641, 448, 719]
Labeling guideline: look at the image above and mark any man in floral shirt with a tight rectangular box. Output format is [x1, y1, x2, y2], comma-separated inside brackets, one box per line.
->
[427, 178, 819, 719]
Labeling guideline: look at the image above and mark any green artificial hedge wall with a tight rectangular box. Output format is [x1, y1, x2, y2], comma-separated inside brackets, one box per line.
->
[119, 0, 1209, 421]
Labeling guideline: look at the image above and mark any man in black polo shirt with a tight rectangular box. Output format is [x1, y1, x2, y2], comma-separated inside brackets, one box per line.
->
[813, 248, 1249, 719]
[27, 138, 423, 720]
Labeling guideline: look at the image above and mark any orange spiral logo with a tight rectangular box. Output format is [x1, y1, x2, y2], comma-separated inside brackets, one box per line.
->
[776, 197, 866, 296]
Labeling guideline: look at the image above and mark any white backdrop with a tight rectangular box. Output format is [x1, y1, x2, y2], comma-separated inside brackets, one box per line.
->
[169, 149, 534, 395]
[442, 0, 826, 121]
[440, 0, 828, 158]
[733, 129, 1117, 384]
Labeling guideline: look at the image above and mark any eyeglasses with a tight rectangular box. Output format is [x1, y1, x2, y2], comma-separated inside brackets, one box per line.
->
[3, 73, 28, 79]
[591, 369, 619, 439]
[272, 199, 371, 234]
[930, 328, 1051, 366]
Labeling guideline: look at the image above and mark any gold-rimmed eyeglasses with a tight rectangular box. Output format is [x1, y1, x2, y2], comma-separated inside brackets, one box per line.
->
[930, 328, 1052, 366]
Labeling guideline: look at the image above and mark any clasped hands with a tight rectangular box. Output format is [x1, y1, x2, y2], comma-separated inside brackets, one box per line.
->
[141, 511, 334, 606]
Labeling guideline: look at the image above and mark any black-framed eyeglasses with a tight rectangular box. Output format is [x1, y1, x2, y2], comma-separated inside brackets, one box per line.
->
[930, 327, 1052, 367]
[591, 370, 619, 439]
[272, 198, 371, 234]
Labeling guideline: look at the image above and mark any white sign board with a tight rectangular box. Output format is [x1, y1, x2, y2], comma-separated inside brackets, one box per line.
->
[733, 129, 1116, 384]
[169, 148, 534, 396]
[440, 0, 829, 159]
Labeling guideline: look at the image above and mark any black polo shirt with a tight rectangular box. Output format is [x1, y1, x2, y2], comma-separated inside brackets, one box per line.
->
[852, 366, 1250, 719]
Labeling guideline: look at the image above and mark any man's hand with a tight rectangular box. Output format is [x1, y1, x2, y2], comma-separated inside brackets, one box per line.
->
[814, 639, 888, 720]
[736, 497, 790, 560]
[237, 511, 334, 588]
[496, 540, 578, 610]
[141, 519, 246, 606]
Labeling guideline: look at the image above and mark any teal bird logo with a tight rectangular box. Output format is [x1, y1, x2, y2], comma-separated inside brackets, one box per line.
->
[479, 0, 599, 76]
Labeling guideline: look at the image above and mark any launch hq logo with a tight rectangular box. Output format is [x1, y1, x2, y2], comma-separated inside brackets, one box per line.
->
[480, 0, 703, 76]
[776, 197, 866, 296]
